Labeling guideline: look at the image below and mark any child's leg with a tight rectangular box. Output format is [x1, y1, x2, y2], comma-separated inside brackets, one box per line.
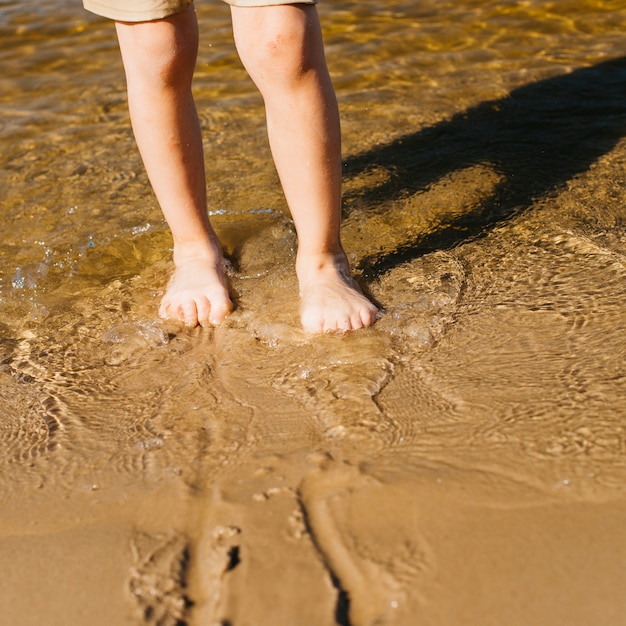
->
[115, 6, 232, 326]
[230, 4, 378, 333]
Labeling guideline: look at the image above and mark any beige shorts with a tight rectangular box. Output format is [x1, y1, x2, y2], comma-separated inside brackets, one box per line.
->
[83, 0, 316, 23]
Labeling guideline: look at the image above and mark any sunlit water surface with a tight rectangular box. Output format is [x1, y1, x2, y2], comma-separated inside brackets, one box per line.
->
[1, 0, 625, 528]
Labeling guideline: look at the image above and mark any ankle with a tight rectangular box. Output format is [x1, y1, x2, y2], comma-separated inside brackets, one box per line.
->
[296, 249, 351, 282]
[172, 234, 224, 268]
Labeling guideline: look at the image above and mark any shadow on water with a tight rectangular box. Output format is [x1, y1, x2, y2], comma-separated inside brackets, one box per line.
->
[344, 56, 626, 278]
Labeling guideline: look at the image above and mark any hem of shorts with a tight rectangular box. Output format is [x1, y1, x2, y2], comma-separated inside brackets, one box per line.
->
[224, 0, 317, 5]
[83, 0, 192, 22]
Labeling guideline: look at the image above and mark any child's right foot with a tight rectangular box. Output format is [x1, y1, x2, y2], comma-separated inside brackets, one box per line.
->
[159, 252, 233, 327]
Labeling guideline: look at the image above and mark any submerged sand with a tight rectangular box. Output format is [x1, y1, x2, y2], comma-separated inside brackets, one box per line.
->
[2, 133, 626, 623]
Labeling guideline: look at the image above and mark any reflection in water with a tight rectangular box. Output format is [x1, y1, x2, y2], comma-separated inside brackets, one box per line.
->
[1, 1, 626, 624]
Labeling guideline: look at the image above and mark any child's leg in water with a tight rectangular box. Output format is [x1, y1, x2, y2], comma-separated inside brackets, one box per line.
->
[115, 7, 232, 327]
[232, 4, 379, 333]
[116, 4, 377, 332]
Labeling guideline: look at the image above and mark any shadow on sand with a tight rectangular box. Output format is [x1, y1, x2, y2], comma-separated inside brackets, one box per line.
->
[344, 56, 626, 278]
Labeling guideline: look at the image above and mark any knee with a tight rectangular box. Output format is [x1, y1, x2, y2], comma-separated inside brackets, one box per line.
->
[117, 9, 199, 90]
[235, 9, 324, 91]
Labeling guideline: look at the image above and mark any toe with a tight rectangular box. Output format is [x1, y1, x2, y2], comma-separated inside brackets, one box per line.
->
[158, 299, 173, 320]
[301, 307, 323, 334]
[334, 316, 353, 333]
[180, 302, 199, 326]
[359, 305, 378, 328]
[195, 298, 211, 326]
[350, 311, 366, 330]
[208, 298, 232, 326]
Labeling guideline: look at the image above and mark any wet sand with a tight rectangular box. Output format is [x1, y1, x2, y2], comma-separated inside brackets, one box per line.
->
[2, 1, 626, 625]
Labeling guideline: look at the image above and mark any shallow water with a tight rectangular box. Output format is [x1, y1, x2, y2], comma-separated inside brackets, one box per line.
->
[1, 1, 626, 624]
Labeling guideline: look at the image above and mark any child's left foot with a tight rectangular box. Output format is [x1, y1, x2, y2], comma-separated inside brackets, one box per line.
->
[297, 253, 379, 333]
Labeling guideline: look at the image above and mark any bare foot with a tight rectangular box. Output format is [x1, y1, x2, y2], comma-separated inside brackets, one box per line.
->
[159, 254, 233, 327]
[297, 253, 379, 333]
